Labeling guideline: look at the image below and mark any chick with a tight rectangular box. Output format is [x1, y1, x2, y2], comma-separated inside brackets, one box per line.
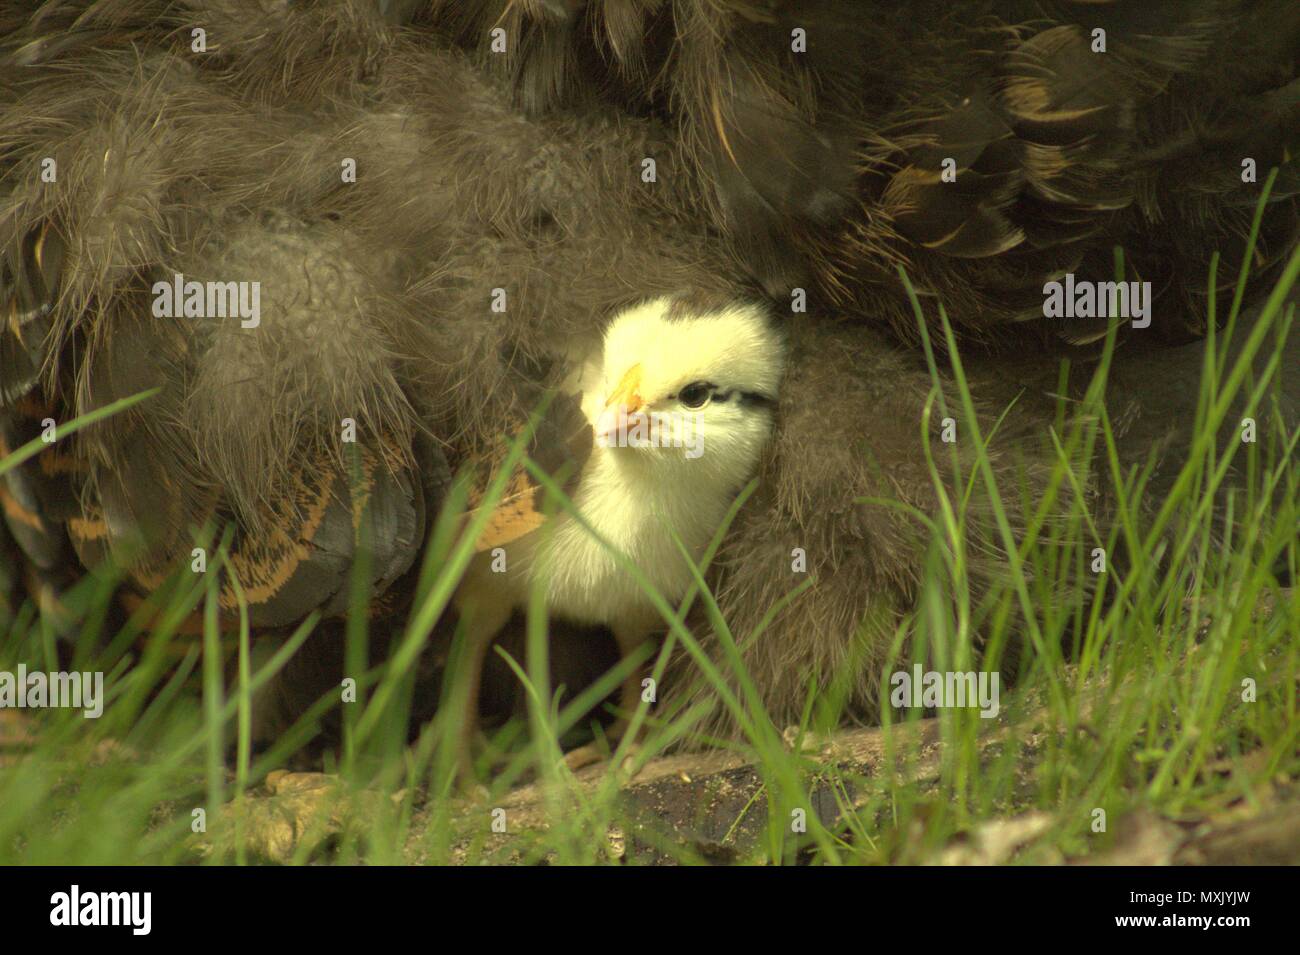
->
[452, 294, 784, 774]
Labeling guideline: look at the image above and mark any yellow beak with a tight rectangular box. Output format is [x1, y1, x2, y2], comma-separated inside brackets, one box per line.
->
[604, 363, 643, 413]
[596, 363, 646, 445]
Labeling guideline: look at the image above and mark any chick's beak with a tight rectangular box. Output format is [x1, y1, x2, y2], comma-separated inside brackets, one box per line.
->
[596, 363, 645, 442]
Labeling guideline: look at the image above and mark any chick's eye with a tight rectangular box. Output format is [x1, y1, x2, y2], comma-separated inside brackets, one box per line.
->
[677, 382, 712, 409]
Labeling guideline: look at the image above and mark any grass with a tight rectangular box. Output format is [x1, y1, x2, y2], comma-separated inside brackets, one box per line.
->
[1, 216, 1297, 865]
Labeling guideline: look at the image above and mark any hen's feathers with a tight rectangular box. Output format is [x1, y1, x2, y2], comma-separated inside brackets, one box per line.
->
[0, 0, 742, 631]
[1, 0, 1294, 746]
[429, 0, 1300, 348]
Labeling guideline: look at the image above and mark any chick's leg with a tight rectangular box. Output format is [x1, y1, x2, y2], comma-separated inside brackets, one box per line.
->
[563, 626, 653, 773]
[450, 592, 513, 787]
